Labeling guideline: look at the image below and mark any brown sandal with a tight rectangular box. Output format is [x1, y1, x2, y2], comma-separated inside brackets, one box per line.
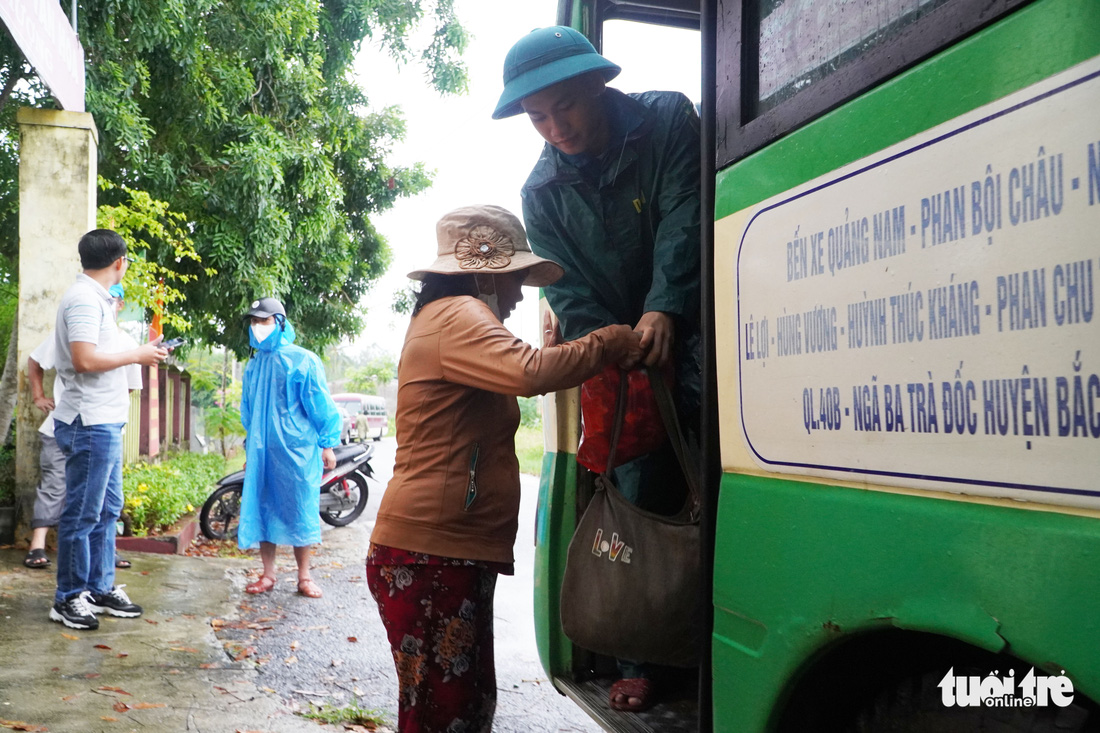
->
[296, 578, 322, 599]
[245, 575, 276, 594]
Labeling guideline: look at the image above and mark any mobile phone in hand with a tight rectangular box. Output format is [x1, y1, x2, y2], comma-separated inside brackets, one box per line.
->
[162, 337, 185, 350]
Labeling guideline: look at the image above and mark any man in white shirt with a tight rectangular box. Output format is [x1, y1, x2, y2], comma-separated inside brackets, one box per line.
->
[24, 286, 143, 570]
[49, 229, 168, 631]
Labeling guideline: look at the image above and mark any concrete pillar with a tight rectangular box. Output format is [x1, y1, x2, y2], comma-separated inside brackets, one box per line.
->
[14, 108, 98, 534]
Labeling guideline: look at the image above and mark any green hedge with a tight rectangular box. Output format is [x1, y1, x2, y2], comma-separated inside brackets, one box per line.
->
[122, 452, 227, 536]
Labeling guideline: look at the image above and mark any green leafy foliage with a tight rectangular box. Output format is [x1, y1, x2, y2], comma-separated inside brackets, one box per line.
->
[71, 0, 469, 356]
[345, 351, 396, 394]
[0, 441, 14, 506]
[298, 697, 388, 727]
[518, 395, 541, 428]
[98, 177, 215, 335]
[179, 345, 247, 457]
[122, 451, 228, 536]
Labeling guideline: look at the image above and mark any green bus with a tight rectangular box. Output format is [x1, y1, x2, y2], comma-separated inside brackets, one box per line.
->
[534, 0, 1100, 730]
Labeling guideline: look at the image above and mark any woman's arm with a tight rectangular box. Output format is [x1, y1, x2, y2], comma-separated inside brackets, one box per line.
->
[438, 299, 641, 397]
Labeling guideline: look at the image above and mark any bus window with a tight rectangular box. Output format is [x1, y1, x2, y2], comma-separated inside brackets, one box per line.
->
[756, 0, 952, 115]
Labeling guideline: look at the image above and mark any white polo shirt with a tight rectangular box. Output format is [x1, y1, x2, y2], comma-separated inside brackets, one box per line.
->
[52, 274, 131, 427]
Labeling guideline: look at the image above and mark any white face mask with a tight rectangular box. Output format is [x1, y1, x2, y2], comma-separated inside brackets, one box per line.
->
[251, 322, 276, 343]
[475, 276, 502, 320]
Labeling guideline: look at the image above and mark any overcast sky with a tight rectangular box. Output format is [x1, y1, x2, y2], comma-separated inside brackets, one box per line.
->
[349, 1, 700, 358]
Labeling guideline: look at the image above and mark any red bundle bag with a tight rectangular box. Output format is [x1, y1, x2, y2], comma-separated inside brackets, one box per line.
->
[576, 365, 667, 473]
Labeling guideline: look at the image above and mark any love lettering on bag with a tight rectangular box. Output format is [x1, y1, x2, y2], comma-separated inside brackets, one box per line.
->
[590, 527, 633, 563]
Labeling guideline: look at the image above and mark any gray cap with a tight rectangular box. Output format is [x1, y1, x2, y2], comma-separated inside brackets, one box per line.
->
[244, 297, 286, 319]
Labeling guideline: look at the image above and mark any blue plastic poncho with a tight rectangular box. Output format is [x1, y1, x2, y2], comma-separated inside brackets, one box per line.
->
[238, 318, 342, 549]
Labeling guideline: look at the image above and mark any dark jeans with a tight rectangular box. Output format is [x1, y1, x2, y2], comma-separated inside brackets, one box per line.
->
[53, 416, 123, 603]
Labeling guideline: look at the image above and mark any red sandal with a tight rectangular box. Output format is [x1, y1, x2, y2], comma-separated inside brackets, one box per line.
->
[609, 677, 655, 713]
[245, 575, 276, 594]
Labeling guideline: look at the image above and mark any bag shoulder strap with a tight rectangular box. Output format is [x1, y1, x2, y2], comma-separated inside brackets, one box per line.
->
[646, 367, 701, 514]
[603, 367, 701, 517]
[604, 372, 630, 472]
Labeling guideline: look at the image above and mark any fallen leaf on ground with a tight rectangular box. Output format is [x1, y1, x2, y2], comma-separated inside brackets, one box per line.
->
[98, 686, 131, 696]
[144, 619, 158, 625]
[94, 644, 111, 651]
[112, 701, 130, 713]
[289, 640, 299, 651]
[199, 663, 219, 669]
[116, 653, 129, 658]
[83, 673, 101, 679]
[211, 618, 226, 629]
[169, 647, 199, 653]
[0, 720, 49, 732]
[347, 636, 358, 643]
[100, 717, 118, 722]
[232, 646, 256, 661]
[60, 632, 79, 641]
[132, 703, 166, 710]
[284, 655, 298, 665]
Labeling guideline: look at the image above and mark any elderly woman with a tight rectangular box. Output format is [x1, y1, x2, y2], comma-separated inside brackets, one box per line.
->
[366, 205, 642, 732]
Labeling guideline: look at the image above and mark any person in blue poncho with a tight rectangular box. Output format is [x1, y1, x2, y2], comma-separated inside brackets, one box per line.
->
[238, 297, 342, 599]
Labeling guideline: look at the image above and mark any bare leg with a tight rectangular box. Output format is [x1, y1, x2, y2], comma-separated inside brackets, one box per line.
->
[293, 545, 312, 582]
[259, 542, 277, 580]
[29, 526, 49, 551]
[245, 542, 278, 593]
[294, 545, 322, 598]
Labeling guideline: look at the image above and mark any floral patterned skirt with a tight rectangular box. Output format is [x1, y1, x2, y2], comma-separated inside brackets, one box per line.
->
[366, 543, 509, 733]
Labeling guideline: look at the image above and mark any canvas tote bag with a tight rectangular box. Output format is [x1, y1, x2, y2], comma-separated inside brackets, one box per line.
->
[559, 368, 704, 668]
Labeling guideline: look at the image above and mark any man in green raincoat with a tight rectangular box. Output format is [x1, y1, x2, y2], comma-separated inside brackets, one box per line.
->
[494, 26, 702, 713]
[239, 297, 342, 599]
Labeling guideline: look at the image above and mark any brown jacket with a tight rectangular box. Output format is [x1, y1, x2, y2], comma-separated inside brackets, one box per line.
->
[371, 296, 635, 564]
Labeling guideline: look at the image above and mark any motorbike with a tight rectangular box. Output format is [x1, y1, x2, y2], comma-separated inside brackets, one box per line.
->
[199, 442, 375, 541]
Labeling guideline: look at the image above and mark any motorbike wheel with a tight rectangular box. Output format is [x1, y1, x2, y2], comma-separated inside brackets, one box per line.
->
[320, 473, 369, 527]
[200, 484, 242, 540]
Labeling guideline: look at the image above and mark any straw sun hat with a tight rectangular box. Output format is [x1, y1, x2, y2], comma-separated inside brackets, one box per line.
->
[407, 205, 564, 287]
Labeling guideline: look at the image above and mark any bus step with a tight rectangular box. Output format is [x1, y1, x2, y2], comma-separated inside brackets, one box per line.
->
[556, 677, 699, 733]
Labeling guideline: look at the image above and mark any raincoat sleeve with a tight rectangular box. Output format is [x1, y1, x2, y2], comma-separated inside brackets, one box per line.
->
[239, 363, 253, 430]
[644, 93, 701, 319]
[437, 299, 628, 397]
[522, 196, 620, 340]
[299, 353, 342, 449]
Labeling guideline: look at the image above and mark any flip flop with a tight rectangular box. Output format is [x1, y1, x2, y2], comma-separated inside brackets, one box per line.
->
[609, 677, 655, 713]
[23, 549, 50, 569]
[245, 575, 276, 594]
[297, 578, 323, 599]
[115, 557, 132, 569]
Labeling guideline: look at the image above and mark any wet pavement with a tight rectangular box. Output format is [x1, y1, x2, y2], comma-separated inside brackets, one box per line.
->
[0, 438, 601, 733]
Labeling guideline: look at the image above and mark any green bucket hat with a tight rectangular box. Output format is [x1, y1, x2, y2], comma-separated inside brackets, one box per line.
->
[492, 26, 621, 120]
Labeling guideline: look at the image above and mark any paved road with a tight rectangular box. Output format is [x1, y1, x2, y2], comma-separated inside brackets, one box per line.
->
[215, 437, 601, 733]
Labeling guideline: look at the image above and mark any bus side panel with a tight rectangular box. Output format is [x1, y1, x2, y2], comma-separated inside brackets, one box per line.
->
[533, 449, 579, 678]
[712, 0, 1100, 730]
[711, 474, 1100, 732]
